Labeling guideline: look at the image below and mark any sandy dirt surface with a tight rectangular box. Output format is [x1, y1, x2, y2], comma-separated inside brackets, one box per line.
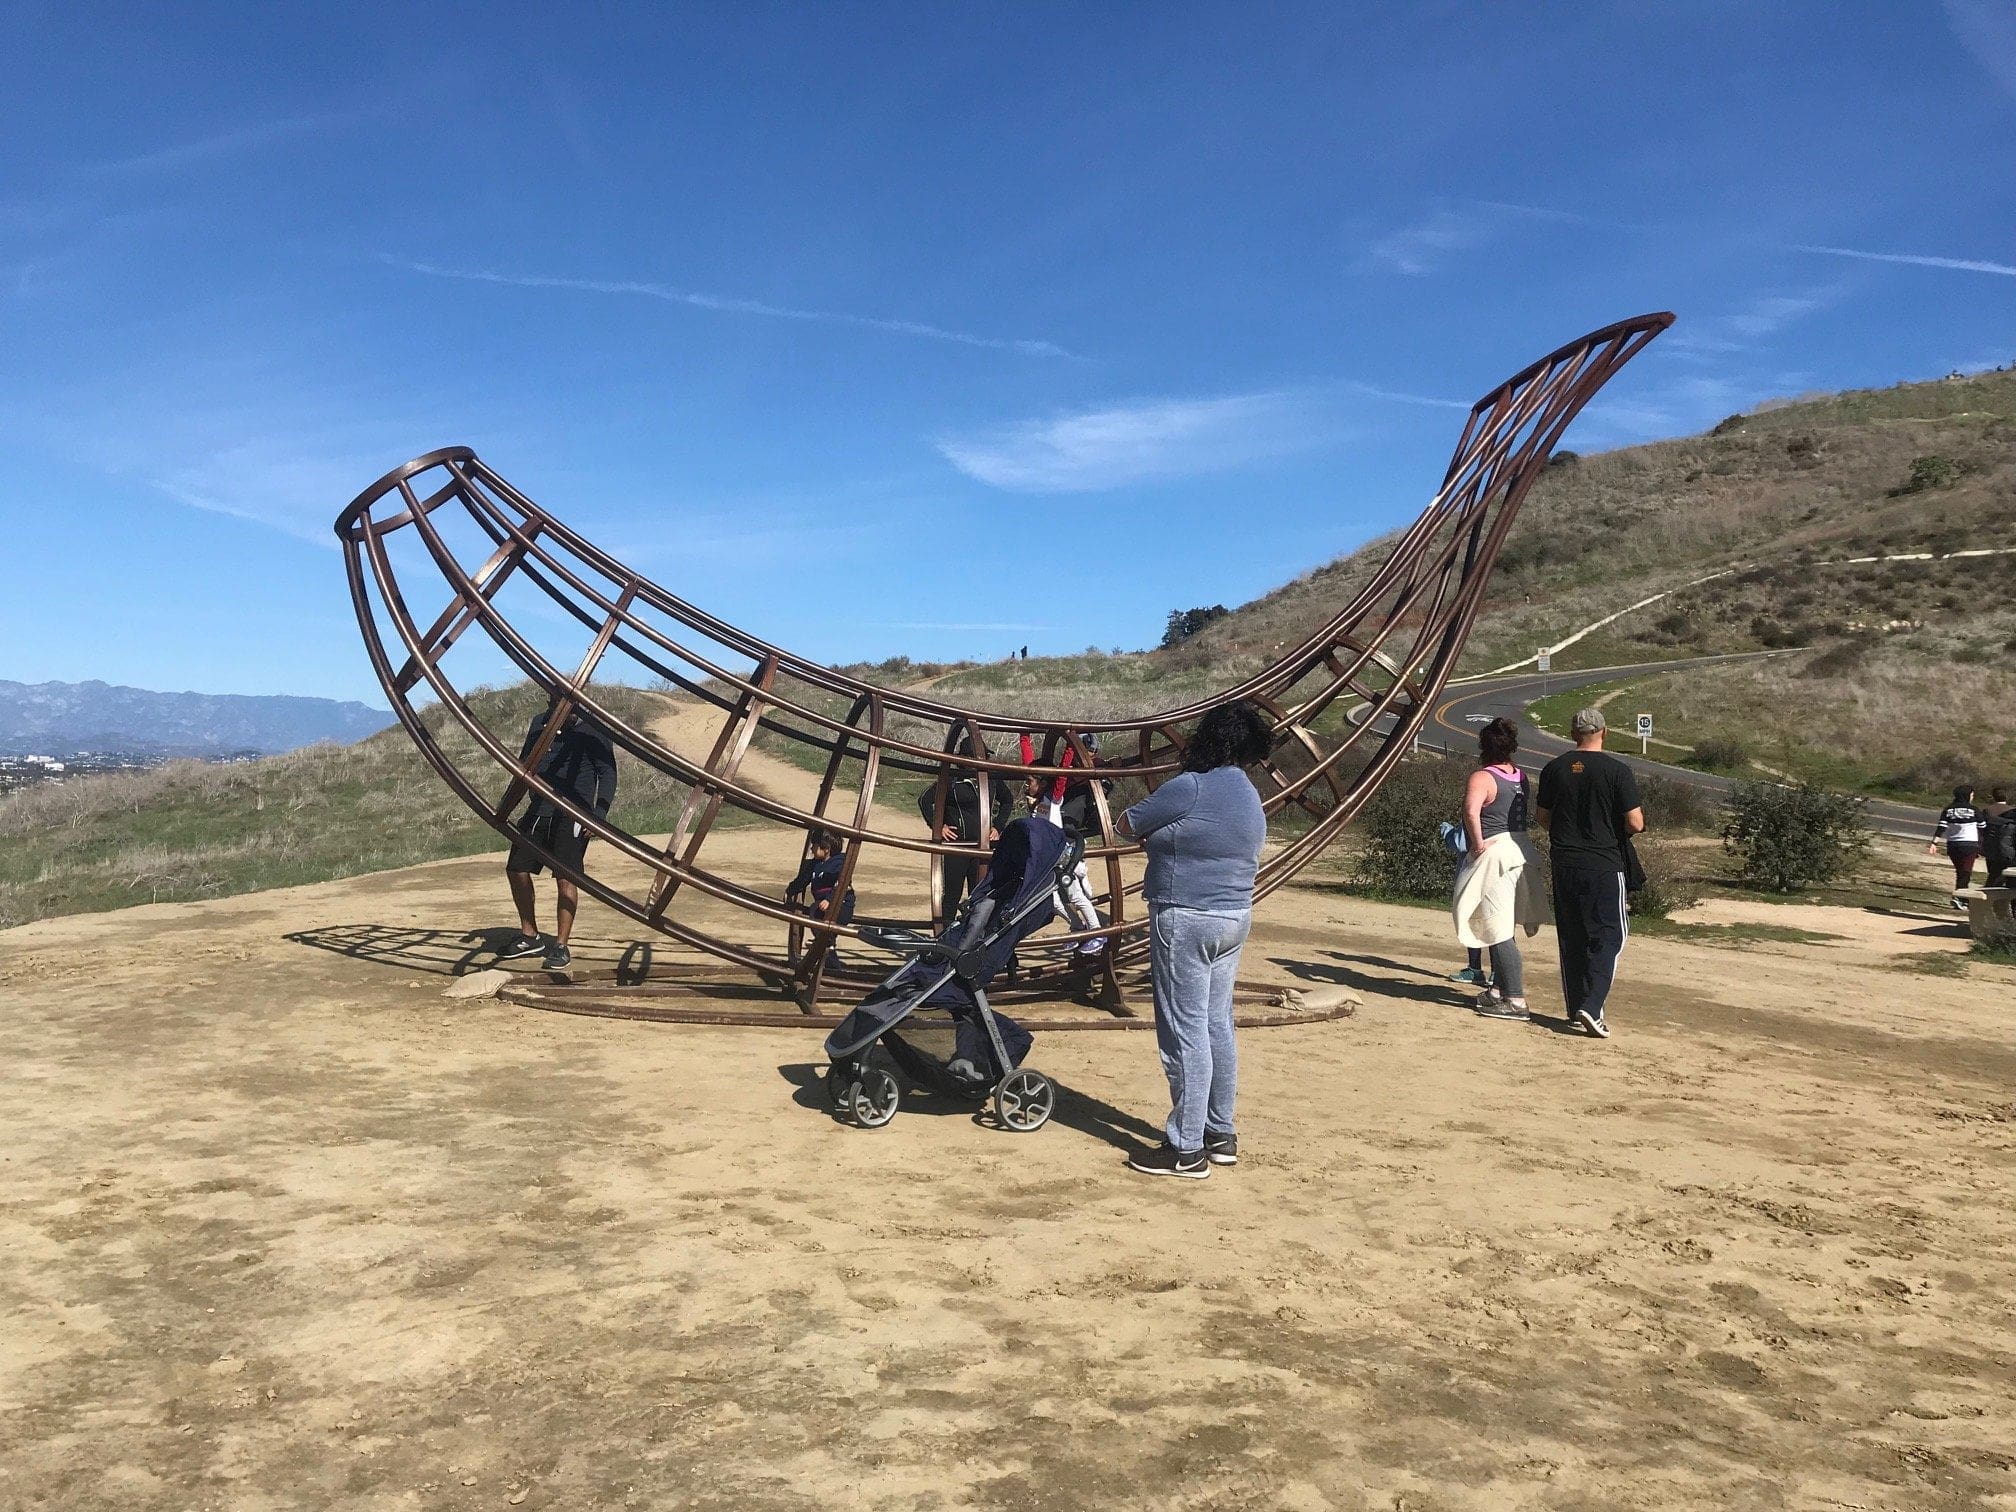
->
[5, 842, 2016, 1510]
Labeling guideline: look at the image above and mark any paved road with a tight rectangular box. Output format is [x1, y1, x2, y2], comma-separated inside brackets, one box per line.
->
[1389, 652, 1938, 840]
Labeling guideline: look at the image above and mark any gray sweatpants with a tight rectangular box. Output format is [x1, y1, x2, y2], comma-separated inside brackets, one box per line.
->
[1148, 904, 1252, 1152]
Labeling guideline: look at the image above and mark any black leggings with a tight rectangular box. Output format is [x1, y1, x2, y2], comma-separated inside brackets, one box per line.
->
[1950, 845, 1980, 889]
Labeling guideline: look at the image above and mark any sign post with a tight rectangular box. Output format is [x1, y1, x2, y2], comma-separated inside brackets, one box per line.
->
[1636, 712, 1652, 755]
[1537, 649, 1551, 699]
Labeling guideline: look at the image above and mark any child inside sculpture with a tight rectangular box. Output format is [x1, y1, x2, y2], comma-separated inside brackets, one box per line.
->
[785, 829, 855, 926]
[1019, 733, 1108, 956]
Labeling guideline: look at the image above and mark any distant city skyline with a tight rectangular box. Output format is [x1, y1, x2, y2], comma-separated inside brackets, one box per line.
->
[3, 1, 2012, 702]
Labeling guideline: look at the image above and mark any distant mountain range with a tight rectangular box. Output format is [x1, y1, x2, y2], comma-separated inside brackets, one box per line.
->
[0, 680, 393, 757]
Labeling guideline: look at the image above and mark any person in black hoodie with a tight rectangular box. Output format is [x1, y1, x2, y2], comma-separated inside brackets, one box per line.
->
[497, 705, 618, 969]
[1929, 783, 1986, 909]
[918, 738, 1014, 915]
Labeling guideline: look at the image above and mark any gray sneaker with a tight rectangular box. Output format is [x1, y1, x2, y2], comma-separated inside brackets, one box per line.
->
[1574, 1008, 1610, 1039]
[1474, 990, 1531, 1021]
[543, 942, 573, 971]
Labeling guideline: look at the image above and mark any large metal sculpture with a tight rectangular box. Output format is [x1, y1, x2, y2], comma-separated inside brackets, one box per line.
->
[336, 313, 1671, 1015]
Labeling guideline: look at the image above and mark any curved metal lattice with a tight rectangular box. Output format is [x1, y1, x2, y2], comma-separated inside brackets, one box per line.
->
[336, 313, 1672, 1012]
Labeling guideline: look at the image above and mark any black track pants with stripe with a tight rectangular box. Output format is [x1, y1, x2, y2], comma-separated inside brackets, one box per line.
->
[1552, 864, 1628, 1020]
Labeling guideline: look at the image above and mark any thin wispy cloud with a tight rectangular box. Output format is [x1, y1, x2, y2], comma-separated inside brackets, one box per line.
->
[84, 110, 360, 174]
[1357, 207, 1502, 276]
[1666, 290, 1836, 355]
[1788, 243, 2016, 278]
[1944, 0, 2016, 103]
[879, 621, 1055, 633]
[938, 389, 1347, 493]
[1342, 380, 1471, 410]
[384, 257, 1078, 359]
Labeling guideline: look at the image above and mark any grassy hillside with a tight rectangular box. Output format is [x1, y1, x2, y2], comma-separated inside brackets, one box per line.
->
[8, 368, 2012, 929]
[1526, 643, 2016, 804]
[932, 368, 2016, 739]
[0, 684, 734, 930]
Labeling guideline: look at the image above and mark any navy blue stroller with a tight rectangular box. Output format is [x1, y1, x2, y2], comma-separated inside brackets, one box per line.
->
[822, 817, 1080, 1132]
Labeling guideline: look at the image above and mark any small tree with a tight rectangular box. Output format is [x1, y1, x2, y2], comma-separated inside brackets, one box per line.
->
[1721, 781, 1871, 893]
[1890, 455, 1960, 496]
[1353, 758, 1459, 899]
[1630, 836, 1702, 920]
[1160, 605, 1231, 648]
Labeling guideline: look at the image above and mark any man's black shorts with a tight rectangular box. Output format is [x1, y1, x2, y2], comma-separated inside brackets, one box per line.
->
[506, 809, 592, 876]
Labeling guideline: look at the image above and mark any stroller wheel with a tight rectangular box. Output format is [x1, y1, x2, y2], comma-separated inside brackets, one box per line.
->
[823, 1065, 853, 1114]
[851, 1067, 901, 1129]
[993, 1069, 1054, 1133]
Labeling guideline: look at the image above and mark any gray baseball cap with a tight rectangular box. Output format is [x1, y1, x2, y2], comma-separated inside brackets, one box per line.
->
[1570, 707, 1607, 737]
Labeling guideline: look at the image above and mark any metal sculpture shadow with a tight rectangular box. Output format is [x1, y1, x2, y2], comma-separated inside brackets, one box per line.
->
[336, 313, 1672, 1014]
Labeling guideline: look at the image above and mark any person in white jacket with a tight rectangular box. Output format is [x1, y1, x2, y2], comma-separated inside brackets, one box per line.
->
[1452, 717, 1549, 1021]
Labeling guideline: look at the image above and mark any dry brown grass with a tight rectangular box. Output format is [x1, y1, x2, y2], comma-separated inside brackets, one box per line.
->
[0, 682, 725, 929]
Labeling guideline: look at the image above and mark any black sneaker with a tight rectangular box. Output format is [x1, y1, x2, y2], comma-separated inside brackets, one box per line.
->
[1574, 1008, 1610, 1039]
[496, 932, 545, 961]
[543, 942, 573, 971]
[1127, 1144, 1209, 1179]
[1203, 1131, 1238, 1166]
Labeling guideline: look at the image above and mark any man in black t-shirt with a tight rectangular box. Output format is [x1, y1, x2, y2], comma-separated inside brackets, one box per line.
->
[1535, 707, 1645, 1039]
[498, 706, 618, 971]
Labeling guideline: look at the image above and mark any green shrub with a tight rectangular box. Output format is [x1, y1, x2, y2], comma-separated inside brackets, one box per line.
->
[1876, 751, 1976, 797]
[1637, 772, 1721, 833]
[1353, 757, 1461, 899]
[1691, 736, 1750, 771]
[1721, 781, 1872, 892]
[1630, 837, 1701, 920]
[1890, 454, 1961, 495]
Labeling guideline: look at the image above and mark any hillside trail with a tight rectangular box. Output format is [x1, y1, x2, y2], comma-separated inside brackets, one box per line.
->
[4, 831, 2015, 1509]
[637, 689, 910, 832]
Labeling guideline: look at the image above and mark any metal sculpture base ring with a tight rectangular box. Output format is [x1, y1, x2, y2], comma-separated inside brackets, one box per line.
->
[336, 314, 1671, 1015]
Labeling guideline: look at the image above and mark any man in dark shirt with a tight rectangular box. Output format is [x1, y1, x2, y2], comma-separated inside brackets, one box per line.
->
[918, 739, 1015, 918]
[498, 705, 618, 970]
[1535, 707, 1645, 1039]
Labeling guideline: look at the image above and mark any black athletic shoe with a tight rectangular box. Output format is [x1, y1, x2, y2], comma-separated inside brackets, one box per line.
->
[1127, 1144, 1209, 1179]
[1203, 1130, 1239, 1166]
[496, 932, 545, 961]
[1574, 1008, 1610, 1039]
[542, 942, 573, 971]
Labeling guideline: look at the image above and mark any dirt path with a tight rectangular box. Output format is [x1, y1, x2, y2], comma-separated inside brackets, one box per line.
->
[5, 857, 2015, 1509]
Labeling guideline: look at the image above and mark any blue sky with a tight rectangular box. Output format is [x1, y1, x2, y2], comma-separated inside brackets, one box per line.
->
[3, 1, 2012, 707]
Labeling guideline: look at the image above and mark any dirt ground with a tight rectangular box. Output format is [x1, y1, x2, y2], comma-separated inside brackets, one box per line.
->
[4, 836, 2015, 1511]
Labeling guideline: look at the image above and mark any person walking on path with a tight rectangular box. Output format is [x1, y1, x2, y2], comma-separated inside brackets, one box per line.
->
[1982, 786, 2015, 889]
[497, 705, 618, 971]
[1116, 701, 1271, 1179]
[1536, 708, 1644, 1039]
[1929, 784, 1987, 907]
[1453, 717, 1549, 1022]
